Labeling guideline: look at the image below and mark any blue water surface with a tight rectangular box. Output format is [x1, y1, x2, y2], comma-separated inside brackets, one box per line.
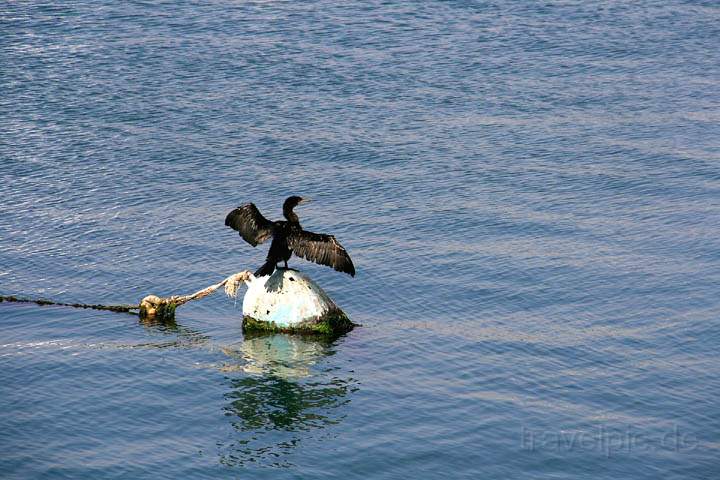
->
[1, 1, 719, 478]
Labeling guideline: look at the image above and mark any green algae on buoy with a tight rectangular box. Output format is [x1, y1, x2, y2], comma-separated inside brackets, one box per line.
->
[241, 268, 355, 335]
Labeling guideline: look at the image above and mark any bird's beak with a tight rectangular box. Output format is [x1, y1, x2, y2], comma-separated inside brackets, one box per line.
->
[300, 197, 312, 204]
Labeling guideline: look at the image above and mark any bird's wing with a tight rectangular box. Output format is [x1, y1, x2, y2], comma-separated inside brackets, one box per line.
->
[287, 230, 356, 277]
[224, 203, 274, 247]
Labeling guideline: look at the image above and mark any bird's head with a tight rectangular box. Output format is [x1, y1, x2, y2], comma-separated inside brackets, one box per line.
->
[283, 196, 310, 210]
[283, 196, 310, 220]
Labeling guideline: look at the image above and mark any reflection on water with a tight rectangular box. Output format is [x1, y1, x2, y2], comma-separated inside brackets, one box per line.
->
[222, 332, 332, 378]
[219, 334, 357, 467]
[135, 315, 211, 349]
[120, 321, 357, 467]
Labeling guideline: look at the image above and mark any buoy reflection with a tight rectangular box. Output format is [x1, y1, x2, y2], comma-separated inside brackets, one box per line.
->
[219, 333, 356, 467]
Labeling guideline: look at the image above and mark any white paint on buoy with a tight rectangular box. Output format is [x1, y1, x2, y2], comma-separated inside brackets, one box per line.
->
[242, 268, 341, 328]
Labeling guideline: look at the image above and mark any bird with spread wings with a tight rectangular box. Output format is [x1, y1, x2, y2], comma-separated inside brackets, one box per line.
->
[225, 196, 356, 278]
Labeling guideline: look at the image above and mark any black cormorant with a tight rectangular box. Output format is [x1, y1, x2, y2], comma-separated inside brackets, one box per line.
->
[225, 196, 356, 278]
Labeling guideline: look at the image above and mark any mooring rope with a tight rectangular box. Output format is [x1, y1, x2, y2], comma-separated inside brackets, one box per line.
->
[0, 296, 139, 314]
[0, 271, 253, 321]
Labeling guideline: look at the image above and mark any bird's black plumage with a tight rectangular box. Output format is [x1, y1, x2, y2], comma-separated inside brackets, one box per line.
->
[225, 196, 355, 278]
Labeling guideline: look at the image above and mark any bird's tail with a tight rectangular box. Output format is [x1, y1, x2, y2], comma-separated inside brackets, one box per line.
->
[254, 260, 276, 278]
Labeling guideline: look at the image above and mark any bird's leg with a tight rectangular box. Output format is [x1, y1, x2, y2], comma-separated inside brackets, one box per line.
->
[284, 260, 288, 269]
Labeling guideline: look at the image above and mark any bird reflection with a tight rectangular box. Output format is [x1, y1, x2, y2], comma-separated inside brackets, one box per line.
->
[219, 332, 357, 467]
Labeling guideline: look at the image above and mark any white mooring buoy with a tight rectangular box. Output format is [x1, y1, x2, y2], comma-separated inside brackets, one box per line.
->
[241, 268, 354, 335]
